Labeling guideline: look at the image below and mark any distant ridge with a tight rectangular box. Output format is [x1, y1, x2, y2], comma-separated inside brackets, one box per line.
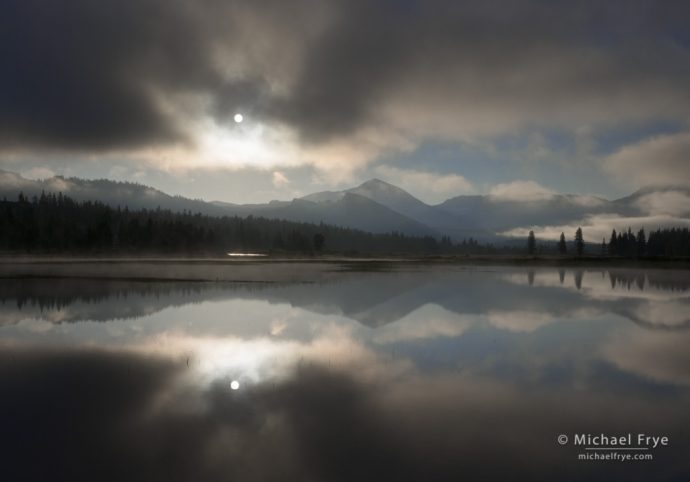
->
[2, 169, 688, 241]
[0, 169, 226, 216]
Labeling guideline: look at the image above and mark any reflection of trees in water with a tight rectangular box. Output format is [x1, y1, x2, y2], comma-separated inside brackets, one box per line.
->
[607, 271, 690, 292]
[0, 279, 221, 312]
[0, 278, 340, 324]
[2, 268, 690, 329]
[573, 270, 583, 290]
[646, 274, 690, 292]
[0, 278, 293, 315]
[608, 271, 646, 291]
[0, 279, 284, 324]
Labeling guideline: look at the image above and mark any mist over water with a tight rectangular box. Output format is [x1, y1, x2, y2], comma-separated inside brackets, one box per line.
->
[1, 264, 689, 481]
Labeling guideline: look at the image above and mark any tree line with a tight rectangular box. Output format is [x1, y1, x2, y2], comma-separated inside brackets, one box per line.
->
[5, 193, 687, 257]
[0, 192, 497, 256]
[605, 227, 690, 257]
[527, 228, 585, 255]
[526, 226, 690, 257]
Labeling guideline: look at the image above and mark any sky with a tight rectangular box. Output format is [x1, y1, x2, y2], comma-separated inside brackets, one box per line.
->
[1, 0, 689, 204]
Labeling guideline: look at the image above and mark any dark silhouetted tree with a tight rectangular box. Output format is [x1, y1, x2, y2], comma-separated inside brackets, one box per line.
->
[557, 232, 567, 255]
[613, 227, 637, 257]
[313, 233, 325, 251]
[527, 230, 536, 255]
[575, 227, 584, 256]
[637, 228, 646, 256]
[608, 229, 618, 256]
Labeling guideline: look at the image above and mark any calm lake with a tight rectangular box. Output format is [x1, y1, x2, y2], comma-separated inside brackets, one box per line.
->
[1, 262, 689, 481]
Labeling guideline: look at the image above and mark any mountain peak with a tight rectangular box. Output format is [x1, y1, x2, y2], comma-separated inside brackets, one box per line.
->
[353, 179, 418, 199]
[358, 178, 398, 190]
[348, 177, 436, 213]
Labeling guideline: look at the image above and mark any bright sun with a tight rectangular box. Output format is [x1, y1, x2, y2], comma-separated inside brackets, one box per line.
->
[151, 115, 302, 171]
[234, 113, 243, 123]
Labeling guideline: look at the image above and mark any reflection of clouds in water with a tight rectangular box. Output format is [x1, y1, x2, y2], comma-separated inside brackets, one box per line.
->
[269, 319, 288, 336]
[3, 266, 690, 482]
[498, 268, 690, 328]
[1, 298, 348, 350]
[128, 322, 413, 393]
[2, 268, 690, 480]
[2, 267, 690, 360]
[0, 307, 75, 326]
[579, 279, 690, 303]
[486, 310, 555, 333]
[2, 268, 690, 332]
[605, 330, 690, 387]
[502, 269, 690, 302]
[17, 319, 54, 334]
[370, 304, 474, 343]
[159, 336, 303, 387]
[1, 346, 688, 482]
[632, 301, 690, 328]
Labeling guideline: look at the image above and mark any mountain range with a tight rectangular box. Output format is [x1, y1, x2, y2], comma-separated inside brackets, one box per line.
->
[1, 169, 688, 242]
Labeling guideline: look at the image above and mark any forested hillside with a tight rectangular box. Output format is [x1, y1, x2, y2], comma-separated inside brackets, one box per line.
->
[0, 192, 467, 255]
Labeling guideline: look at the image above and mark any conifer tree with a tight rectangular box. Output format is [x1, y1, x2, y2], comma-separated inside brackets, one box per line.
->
[575, 227, 585, 256]
[527, 231, 536, 255]
[557, 232, 567, 255]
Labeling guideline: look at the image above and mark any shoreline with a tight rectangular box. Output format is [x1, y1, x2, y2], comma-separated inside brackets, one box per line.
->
[0, 256, 688, 283]
[0, 254, 689, 267]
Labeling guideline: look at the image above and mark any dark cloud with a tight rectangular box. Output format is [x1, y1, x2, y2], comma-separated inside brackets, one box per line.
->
[0, 0, 272, 151]
[2, 1, 188, 150]
[1, 0, 689, 153]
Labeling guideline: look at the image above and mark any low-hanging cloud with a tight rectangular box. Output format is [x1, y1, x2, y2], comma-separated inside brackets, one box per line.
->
[502, 213, 690, 243]
[635, 190, 690, 217]
[489, 180, 556, 202]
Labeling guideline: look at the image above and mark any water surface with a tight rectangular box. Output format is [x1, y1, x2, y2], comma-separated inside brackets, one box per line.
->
[1, 264, 689, 481]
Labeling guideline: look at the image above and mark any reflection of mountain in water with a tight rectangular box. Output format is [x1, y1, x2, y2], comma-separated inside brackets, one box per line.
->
[2, 267, 689, 329]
